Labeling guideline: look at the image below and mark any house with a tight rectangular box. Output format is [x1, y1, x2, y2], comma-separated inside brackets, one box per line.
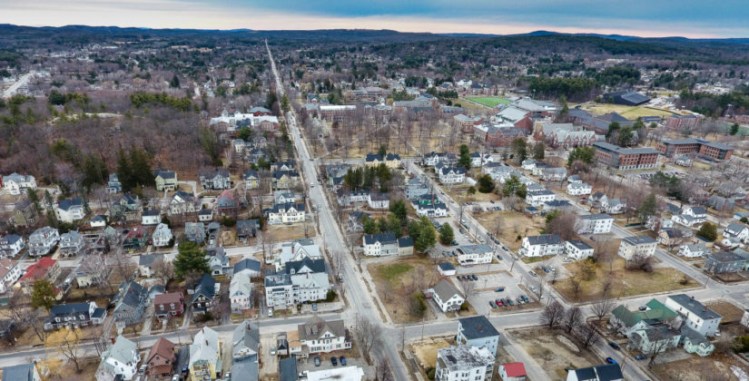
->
[1, 173, 36, 195]
[144, 337, 176, 379]
[399, 236, 415, 256]
[567, 182, 593, 196]
[230, 273, 253, 313]
[362, 232, 398, 257]
[365, 153, 401, 169]
[189, 327, 221, 381]
[234, 258, 262, 279]
[141, 209, 161, 226]
[266, 202, 305, 225]
[435, 345, 494, 381]
[184, 222, 207, 244]
[169, 191, 198, 216]
[498, 363, 527, 381]
[59, 230, 86, 256]
[231, 321, 260, 381]
[216, 190, 239, 218]
[112, 281, 149, 326]
[457, 316, 500, 356]
[74, 254, 111, 288]
[565, 364, 623, 381]
[107, 173, 122, 194]
[724, 223, 749, 243]
[520, 234, 564, 257]
[6, 199, 36, 227]
[541, 167, 568, 182]
[367, 192, 390, 209]
[431, 279, 465, 313]
[438, 166, 466, 185]
[412, 195, 449, 217]
[629, 324, 681, 355]
[276, 239, 323, 269]
[90, 215, 107, 228]
[423, 152, 448, 167]
[19, 257, 60, 291]
[138, 253, 164, 278]
[438, 262, 457, 276]
[658, 228, 691, 248]
[455, 244, 493, 265]
[678, 243, 708, 258]
[603, 91, 650, 106]
[110, 193, 142, 222]
[406, 177, 432, 199]
[705, 251, 749, 273]
[525, 189, 556, 207]
[304, 367, 365, 381]
[600, 196, 626, 215]
[1, 363, 41, 381]
[272, 170, 300, 189]
[617, 236, 657, 260]
[55, 197, 85, 223]
[96, 335, 140, 381]
[44, 301, 106, 330]
[151, 223, 173, 248]
[154, 170, 177, 191]
[190, 274, 217, 314]
[123, 227, 149, 251]
[198, 208, 213, 222]
[200, 168, 231, 190]
[0, 234, 24, 257]
[264, 274, 295, 309]
[298, 316, 352, 354]
[0, 259, 22, 294]
[577, 214, 614, 235]
[565, 240, 594, 260]
[154, 292, 185, 320]
[278, 356, 298, 381]
[665, 294, 722, 337]
[243, 170, 260, 190]
[28, 226, 60, 256]
[681, 325, 715, 357]
[285, 258, 331, 304]
[610, 299, 678, 337]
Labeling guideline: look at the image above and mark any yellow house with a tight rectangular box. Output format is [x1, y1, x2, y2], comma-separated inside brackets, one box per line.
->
[190, 327, 222, 380]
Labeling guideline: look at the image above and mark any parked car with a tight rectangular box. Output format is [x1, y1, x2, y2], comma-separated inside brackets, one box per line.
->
[489, 301, 497, 309]
[635, 354, 647, 361]
[495, 287, 505, 292]
[471, 274, 478, 281]
[314, 356, 321, 367]
[608, 341, 621, 350]
[506, 299, 514, 306]
[529, 271, 537, 277]
[495, 299, 504, 307]
[340, 356, 347, 366]
[605, 357, 617, 365]
[331, 357, 338, 366]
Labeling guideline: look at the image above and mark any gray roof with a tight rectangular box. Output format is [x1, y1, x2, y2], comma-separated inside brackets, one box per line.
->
[459, 316, 500, 340]
[570, 364, 623, 381]
[2, 364, 37, 381]
[433, 279, 462, 302]
[298, 316, 346, 341]
[192, 274, 216, 303]
[667, 294, 721, 320]
[455, 244, 493, 255]
[526, 234, 562, 246]
[58, 197, 83, 211]
[438, 262, 455, 271]
[115, 281, 148, 309]
[593, 141, 658, 155]
[580, 213, 613, 221]
[278, 356, 298, 381]
[232, 320, 260, 361]
[567, 240, 593, 251]
[285, 257, 326, 275]
[105, 335, 139, 365]
[234, 258, 261, 274]
[265, 274, 292, 287]
[622, 236, 657, 246]
[155, 170, 176, 179]
[364, 232, 397, 245]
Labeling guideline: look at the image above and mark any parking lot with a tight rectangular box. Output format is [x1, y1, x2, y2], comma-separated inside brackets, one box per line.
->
[464, 271, 537, 315]
[296, 348, 368, 377]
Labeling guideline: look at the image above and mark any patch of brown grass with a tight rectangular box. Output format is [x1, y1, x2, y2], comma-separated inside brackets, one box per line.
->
[474, 211, 543, 252]
[369, 257, 441, 323]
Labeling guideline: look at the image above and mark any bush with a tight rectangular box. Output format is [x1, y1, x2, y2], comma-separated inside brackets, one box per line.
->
[410, 292, 427, 318]
[221, 217, 236, 227]
[733, 336, 749, 353]
[697, 222, 718, 242]
[426, 367, 436, 380]
[325, 290, 337, 303]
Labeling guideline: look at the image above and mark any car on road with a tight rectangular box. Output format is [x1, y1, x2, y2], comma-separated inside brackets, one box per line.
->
[339, 356, 347, 366]
[528, 271, 537, 277]
[471, 274, 478, 281]
[608, 341, 621, 350]
[541, 265, 551, 273]
[331, 357, 338, 366]
[495, 287, 505, 292]
[314, 356, 321, 367]
[605, 357, 617, 365]
[635, 354, 647, 361]
[496, 254, 502, 260]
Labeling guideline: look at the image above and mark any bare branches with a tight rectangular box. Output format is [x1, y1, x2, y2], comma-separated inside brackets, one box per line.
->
[563, 306, 583, 334]
[540, 300, 566, 329]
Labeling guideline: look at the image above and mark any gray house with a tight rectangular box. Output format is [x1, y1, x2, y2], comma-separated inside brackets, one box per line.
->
[457, 316, 500, 357]
[231, 321, 260, 381]
[184, 222, 206, 244]
[704, 251, 749, 274]
[113, 281, 149, 326]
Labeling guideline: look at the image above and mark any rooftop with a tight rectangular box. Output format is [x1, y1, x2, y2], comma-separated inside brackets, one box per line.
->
[459, 315, 500, 340]
[667, 294, 721, 320]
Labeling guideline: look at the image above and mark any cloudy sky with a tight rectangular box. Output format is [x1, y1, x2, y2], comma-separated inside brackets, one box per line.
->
[1, 0, 747, 38]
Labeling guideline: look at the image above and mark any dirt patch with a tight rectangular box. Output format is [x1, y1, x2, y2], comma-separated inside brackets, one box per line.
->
[265, 223, 315, 243]
[36, 357, 100, 381]
[707, 300, 745, 324]
[473, 211, 544, 252]
[369, 257, 441, 324]
[652, 353, 749, 381]
[445, 185, 500, 204]
[555, 256, 696, 302]
[508, 327, 600, 380]
[411, 336, 454, 370]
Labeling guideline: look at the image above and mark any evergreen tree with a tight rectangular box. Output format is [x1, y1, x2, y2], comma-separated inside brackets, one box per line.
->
[31, 279, 57, 312]
[638, 193, 658, 223]
[697, 222, 718, 242]
[533, 142, 545, 160]
[477, 175, 495, 193]
[174, 241, 209, 279]
[408, 216, 436, 253]
[730, 123, 740, 136]
[458, 144, 472, 170]
[170, 74, 180, 88]
[511, 138, 528, 162]
[116, 148, 133, 191]
[439, 224, 455, 245]
[389, 200, 408, 224]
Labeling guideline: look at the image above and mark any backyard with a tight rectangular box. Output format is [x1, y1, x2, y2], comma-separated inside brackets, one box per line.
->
[507, 327, 601, 380]
[369, 257, 441, 323]
[555, 256, 697, 302]
[473, 210, 544, 252]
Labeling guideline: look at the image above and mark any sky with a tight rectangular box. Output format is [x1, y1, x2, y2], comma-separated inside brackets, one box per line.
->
[1, 0, 748, 38]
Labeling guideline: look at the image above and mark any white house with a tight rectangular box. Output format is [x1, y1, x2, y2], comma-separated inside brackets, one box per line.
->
[362, 233, 399, 257]
[298, 316, 352, 354]
[617, 236, 657, 260]
[90, 215, 107, 228]
[141, 209, 161, 226]
[678, 243, 708, 258]
[457, 316, 500, 357]
[412, 196, 449, 217]
[230, 273, 253, 313]
[520, 234, 564, 257]
[576, 214, 614, 234]
[521, 159, 537, 171]
[2, 173, 37, 195]
[567, 182, 592, 196]
[665, 294, 722, 337]
[470, 153, 493, 167]
[435, 345, 493, 381]
[267, 203, 306, 225]
[151, 223, 173, 248]
[565, 240, 594, 260]
[455, 244, 493, 265]
[55, 197, 86, 223]
[59, 230, 86, 257]
[438, 166, 466, 185]
[498, 363, 527, 381]
[525, 189, 556, 207]
[28, 226, 60, 257]
[431, 279, 465, 313]
[0, 258, 22, 293]
[600, 196, 627, 215]
[438, 262, 457, 276]
[0, 234, 24, 257]
[96, 335, 141, 381]
[566, 364, 623, 381]
[367, 193, 390, 210]
[169, 191, 197, 216]
[724, 223, 749, 243]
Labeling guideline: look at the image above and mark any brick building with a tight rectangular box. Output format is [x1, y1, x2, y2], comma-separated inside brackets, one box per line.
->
[592, 142, 659, 170]
[657, 138, 733, 161]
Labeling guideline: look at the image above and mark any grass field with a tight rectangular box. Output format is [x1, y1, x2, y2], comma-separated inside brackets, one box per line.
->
[370, 257, 441, 323]
[575, 102, 675, 119]
[466, 96, 511, 108]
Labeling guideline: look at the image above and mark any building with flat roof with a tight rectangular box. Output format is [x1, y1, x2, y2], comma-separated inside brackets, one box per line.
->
[593, 142, 659, 170]
[657, 138, 733, 161]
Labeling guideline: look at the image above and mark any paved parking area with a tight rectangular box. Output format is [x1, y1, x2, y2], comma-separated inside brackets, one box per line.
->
[465, 271, 535, 315]
[297, 349, 369, 376]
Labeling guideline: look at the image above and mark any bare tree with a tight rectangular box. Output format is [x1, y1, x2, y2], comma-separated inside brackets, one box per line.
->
[574, 322, 600, 349]
[47, 328, 84, 373]
[647, 337, 673, 368]
[459, 278, 476, 298]
[376, 359, 395, 381]
[547, 212, 579, 241]
[563, 306, 583, 334]
[568, 277, 583, 302]
[540, 301, 566, 329]
[591, 297, 615, 322]
[354, 316, 382, 363]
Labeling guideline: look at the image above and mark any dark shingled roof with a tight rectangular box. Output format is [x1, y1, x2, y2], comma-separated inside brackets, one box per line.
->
[459, 316, 500, 340]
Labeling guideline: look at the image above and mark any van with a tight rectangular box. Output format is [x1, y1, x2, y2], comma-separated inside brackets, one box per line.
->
[268, 308, 274, 317]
